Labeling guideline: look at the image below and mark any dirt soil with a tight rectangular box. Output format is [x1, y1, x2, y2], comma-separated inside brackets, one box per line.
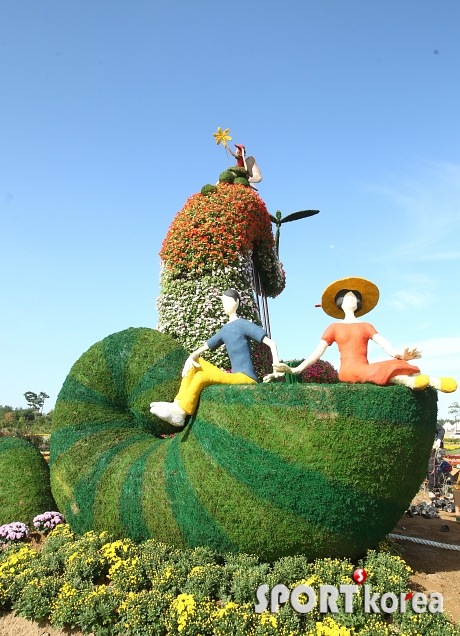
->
[0, 616, 90, 636]
[1, 507, 459, 635]
[392, 507, 460, 624]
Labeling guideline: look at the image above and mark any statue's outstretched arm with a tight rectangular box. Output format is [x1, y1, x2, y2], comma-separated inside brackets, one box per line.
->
[372, 334, 422, 360]
[272, 340, 329, 376]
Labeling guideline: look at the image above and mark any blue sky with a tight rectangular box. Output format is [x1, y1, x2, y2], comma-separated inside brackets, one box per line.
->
[1, 1, 459, 418]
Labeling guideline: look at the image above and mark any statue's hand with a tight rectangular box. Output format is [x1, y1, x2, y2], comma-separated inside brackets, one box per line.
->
[273, 363, 294, 374]
[396, 347, 422, 361]
[182, 355, 201, 377]
[263, 371, 285, 383]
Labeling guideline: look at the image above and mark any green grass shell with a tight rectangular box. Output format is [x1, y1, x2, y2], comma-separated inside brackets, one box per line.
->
[0, 436, 57, 526]
[49, 327, 437, 561]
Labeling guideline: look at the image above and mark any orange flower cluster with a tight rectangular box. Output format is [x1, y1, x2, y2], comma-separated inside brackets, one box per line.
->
[160, 184, 275, 275]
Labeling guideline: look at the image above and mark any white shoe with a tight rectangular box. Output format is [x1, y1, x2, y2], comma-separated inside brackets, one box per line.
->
[150, 402, 186, 427]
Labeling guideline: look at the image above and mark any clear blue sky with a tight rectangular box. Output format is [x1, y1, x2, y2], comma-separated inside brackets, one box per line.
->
[1, 1, 459, 418]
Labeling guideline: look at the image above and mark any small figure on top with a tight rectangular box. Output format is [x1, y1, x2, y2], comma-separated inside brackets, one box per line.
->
[228, 143, 246, 167]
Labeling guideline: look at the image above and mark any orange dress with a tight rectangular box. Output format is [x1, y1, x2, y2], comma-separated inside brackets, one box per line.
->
[321, 322, 421, 385]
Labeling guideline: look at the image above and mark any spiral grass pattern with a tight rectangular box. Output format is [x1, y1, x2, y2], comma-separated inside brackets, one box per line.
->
[50, 328, 437, 560]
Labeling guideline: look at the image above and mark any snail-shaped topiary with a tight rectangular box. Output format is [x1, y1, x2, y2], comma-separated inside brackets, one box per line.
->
[47, 326, 437, 561]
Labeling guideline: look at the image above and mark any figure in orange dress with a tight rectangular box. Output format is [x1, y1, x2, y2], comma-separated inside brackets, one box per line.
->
[268, 276, 457, 393]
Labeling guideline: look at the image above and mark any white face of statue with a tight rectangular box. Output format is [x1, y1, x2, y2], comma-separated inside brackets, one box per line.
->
[221, 295, 239, 315]
[342, 291, 359, 313]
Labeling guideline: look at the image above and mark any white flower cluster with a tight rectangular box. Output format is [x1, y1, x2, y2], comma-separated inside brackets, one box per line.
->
[157, 253, 263, 368]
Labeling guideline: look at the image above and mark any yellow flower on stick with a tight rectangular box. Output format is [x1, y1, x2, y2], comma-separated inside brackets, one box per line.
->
[213, 127, 232, 147]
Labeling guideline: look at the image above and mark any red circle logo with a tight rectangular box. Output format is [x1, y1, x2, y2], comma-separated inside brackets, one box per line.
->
[352, 568, 367, 584]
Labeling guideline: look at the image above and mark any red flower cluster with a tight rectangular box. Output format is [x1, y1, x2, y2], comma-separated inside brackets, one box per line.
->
[301, 360, 339, 384]
[160, 184, 275, 275]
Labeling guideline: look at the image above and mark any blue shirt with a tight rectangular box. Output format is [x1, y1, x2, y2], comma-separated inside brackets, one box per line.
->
[207, 318, 267, 382]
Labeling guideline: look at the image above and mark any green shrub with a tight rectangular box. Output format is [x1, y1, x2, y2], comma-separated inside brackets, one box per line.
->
[14, 575, 63, 621]
[234, 177, 250, 186]
[218, 170, 235, 183]
[1, 528, 460, 635]
[228, 166, 249, 178]
[0, 436, 57, 526]
[200, 184, 217, 196]
[117, 588, 172, 635]
[0, 544, 38, 609]
[50, 581, 120, 636]
[398, 609, 460, 635]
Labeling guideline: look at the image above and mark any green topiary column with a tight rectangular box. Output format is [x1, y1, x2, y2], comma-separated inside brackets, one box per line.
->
[0, 436, 57, 526]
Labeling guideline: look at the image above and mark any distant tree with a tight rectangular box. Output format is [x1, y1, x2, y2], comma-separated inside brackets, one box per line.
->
[3, 412, 14, 425]
[24, 391, 49, 414]
[448, 402, 460, 431]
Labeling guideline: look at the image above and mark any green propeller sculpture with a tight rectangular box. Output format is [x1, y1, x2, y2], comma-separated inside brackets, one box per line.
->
[269, 209, 320, 255]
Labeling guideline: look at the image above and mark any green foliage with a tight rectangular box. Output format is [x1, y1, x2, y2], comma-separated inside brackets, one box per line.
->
[24, 391, 49, 413]
[448, 401, 460, 423]
[117, 589, 172, 635]
[0, 436, 57, 526]
[398, 609, 460, 635]
[233, 177, 250, 186]
[200, 184, 217, 196]
[228, 166, 249, 179]
[0, 544, 38, 609]
[1, 529, 459, 634]
[14, 575, 63, 621]
[218, 170, 235, 183]
[51, 582, 120, 636]
[0, 404, 53, 436]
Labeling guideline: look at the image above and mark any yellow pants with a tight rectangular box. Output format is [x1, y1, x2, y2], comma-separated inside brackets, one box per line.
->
[175, 357, 256, 415]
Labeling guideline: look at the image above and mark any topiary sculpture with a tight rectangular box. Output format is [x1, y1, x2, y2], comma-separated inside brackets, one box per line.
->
[157, 181, 285, 369]
[0, 436, 57, 526]
[47, 326, 437, 561]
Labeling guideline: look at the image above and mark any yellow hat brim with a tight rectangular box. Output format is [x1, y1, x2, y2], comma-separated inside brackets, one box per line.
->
[321, 277, 379, 319]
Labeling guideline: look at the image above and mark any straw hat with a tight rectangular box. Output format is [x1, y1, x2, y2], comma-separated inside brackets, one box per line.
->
[321, 277, 379, 319]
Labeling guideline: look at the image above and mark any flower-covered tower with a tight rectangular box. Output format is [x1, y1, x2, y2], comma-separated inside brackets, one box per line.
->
[157, 180, 285, 369]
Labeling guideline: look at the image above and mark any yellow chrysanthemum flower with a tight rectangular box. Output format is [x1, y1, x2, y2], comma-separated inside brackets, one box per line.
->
[213, 127, 232, 147]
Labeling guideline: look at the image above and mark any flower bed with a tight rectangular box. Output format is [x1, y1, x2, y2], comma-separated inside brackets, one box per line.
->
[1, 525, 458, 635]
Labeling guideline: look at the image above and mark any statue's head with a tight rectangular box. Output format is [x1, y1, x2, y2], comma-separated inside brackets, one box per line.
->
[221, 289, 240, 315]
[334, 289, 363, 313]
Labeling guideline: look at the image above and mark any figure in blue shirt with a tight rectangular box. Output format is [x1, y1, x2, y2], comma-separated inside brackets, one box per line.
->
[150, 289, 282, 427]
